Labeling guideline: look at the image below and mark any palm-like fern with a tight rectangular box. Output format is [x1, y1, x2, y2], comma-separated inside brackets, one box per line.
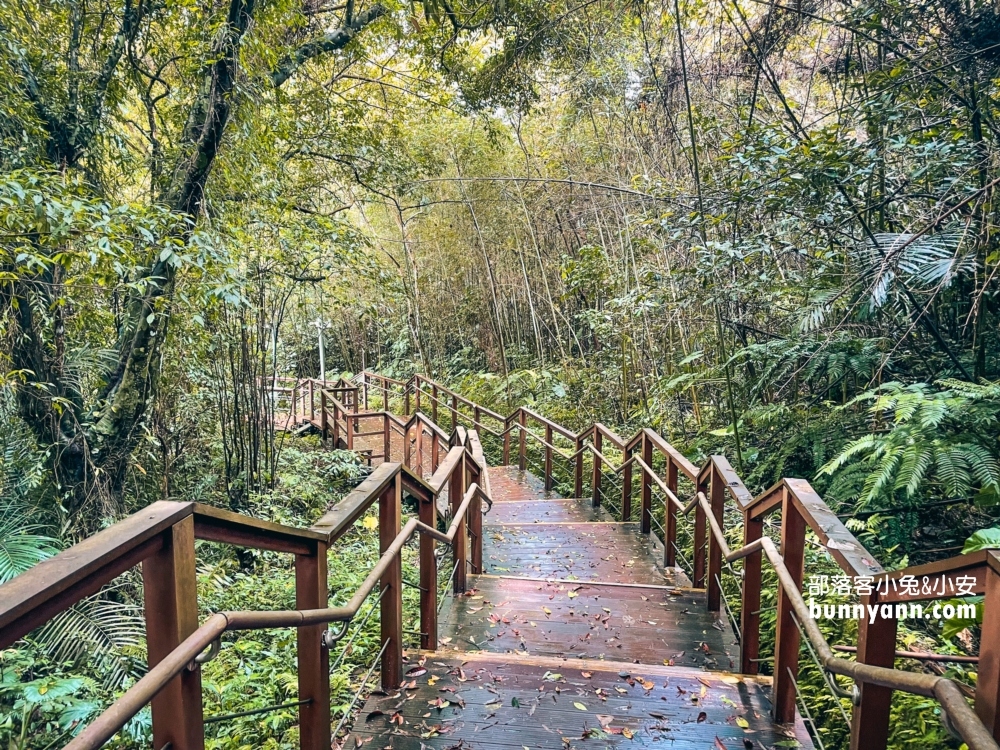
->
[820, 380, 1000, 507]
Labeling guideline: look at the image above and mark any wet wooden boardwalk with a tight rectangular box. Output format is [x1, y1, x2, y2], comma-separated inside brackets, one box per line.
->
[347, 466, 813, 750]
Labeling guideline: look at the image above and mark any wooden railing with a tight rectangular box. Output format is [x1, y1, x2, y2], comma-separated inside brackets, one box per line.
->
[0, 413, 490, 750]
[350, 371, 1000, 750]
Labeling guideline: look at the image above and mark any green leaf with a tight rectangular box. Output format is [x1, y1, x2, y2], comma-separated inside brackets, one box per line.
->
[962, 528, 1000, 554]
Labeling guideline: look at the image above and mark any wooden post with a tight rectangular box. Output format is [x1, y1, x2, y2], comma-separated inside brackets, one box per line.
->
[503, 416, 511, 465]
[641, 436, 653, 534]
[432, 385, 439, 424]
[693, 471, 708, 588]
[296, 542, 330, 750]
[474, 406, 481, 434]
[574, 437, 584, 498]
[739, 512, 763, 675]
[419, 491, 437, 650]
[143, 516, 204, 750]
[346, 406, 354, 450]
[517, 410, 526, 471]
[707, 462, 725, 612]
[404, 424, 412, 468]
[332, 403, 340, 447]
[664, 458, 677, 567]
[468, 462, 483, 574]
[320, 390, 328, 441]
[850, 591, 897, 748]
[544, 424, 553, 492]
[379, 476, 403, 690]
[415, 380, 421, 413]
[383, 415, 391, 464]
[977, 553, 1000, 742]
[431, 432, 440, 473]
[309, 380, 315, 422]
[415, 423, 424, 477]
[622, 442, 633, 522]
[363, 376, 369, 410]
[451, 394, 459, 433]
[450, 454, 468, 593]
[405, 388, 411, 416]
[772, 488, 806, 724]
[591, 431, 603, 508]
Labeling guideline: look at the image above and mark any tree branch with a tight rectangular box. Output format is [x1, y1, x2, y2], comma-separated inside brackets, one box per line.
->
[270, 3, 388, 87]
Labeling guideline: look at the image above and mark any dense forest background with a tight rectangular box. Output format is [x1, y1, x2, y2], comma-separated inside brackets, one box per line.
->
[3, 0, 1000, 745]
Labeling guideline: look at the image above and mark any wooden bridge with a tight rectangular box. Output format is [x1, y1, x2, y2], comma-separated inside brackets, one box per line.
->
[2, 372, 999, 750]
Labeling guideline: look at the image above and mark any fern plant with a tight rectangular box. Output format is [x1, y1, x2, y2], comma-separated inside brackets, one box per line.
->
[820, 379, 1000, 507]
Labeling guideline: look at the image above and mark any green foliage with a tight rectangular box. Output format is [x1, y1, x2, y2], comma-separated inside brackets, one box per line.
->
[821, 380, 1000, 508]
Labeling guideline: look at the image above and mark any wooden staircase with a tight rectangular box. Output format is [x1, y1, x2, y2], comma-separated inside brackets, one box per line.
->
[346, 464, 813, 750]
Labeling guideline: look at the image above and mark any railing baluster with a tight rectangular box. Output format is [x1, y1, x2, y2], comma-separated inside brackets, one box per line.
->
[574, 436, 583, 498]
[419, 488, 437, 650]
[664, 457, 677, 567]
[296, 541, 330, 750]
[591, 431, 603, 508]
[544, 424, 553, 492]
[468, 461, 484, 574]
[432, 384, 439, 424]
[518, 410, 527, 471]
[707, 461, 725, 612]
[740, 511, 763, 674]
[622, 440, 633, 521]
[773, 486, 806, 724]
[978, 562, 1000, 742]
[693, 472, 708, 588]
[451, 452, 468, 593]
[851, 594, 898, 749]
[641, 436, 653, 533]
[379, 475, 403, 689]
[452, 394, 459, 434]
[143, 516, 204, 750]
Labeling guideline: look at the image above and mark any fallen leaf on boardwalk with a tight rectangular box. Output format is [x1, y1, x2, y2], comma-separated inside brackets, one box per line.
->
[596, 715, 614, 728]
[662, 659, 674, 667]
[568, 591, 578, 599]
[697, 711, 707, 723]
[700, 686, 707, 699]
[403, 680, 417, 690]
[365, 710, 386, 722]
[697, 677, 712, 687]
[638, 678, 655, 690]
[405, 667, 427, 677]
[390, 712, 405, 725]
[648, 712, 667, 720]
[485, 700, 502, 711]
[714, 738, 727, 750]
[512, 697, 521, 707]
[721, 696, 737, 708]
[428, 676, 439, 686]
[355, 737, 364, 748]
[580, 670, 593, 678]
[439, 637, 452, 645]
[614, 687, 628, 694]
[542, 607, 552, 615]
[573, 702, 587, 711]
[735, 716, 749, 729]
[543, 671, 563, 681]
[428, 698, 450, 710]
[622, 728, 634, 739]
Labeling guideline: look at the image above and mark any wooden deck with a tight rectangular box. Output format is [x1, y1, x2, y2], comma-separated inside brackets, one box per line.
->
[346, 465, 814, 750]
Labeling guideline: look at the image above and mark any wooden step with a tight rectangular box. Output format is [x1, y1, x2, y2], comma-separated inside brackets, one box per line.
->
[440, 574, 737, 670]
[347, 651, 814, 750]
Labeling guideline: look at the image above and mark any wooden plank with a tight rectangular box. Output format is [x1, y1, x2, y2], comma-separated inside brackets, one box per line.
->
[193, 504, 325, 555]
[311, 463, 399, 542]
[976, 552, 1000, 741]
[0, 500, 193, 647]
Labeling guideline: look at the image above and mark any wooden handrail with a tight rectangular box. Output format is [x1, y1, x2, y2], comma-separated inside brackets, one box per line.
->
[0, 382, 495, 750]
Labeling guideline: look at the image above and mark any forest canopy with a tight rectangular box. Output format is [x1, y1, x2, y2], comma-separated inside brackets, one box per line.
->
[3, 0, 1000, 745]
